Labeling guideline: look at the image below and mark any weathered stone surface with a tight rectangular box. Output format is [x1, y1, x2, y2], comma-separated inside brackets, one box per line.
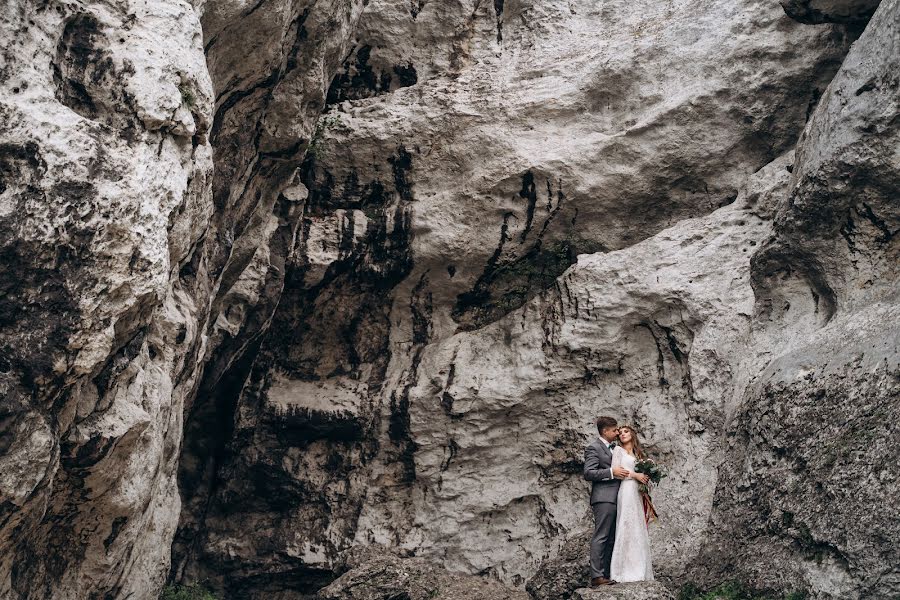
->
[0, 1, 213, 598]
[525, 529, 592, 600]
[0, 0, 363, 598]
[690, 2, 900, 598]
[190, 0, 859, 590]
[690, 310, 900, 599]
[169, 0, 368, 597]
[384, 155, 791, 584]
[1, 0, 898, 598]
[758, 0, 899, 316]
[572, 582, 676, 600]
[310, 0, 851, 333]
[317, 546, 530, 600]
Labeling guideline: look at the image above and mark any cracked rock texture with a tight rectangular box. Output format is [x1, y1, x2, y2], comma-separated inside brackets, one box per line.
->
[1, 0, 362, 598]
[0, 0, 897, 599]
[0, 1, 213, 598]
[316, 545, 530, 600]
[572, 583, 676, 600]
[691, 1, 900, 597]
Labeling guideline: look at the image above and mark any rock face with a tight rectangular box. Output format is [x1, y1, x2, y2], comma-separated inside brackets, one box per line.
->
[316, 546, 530, 600]
[169, 1, 366, 595]
[0, 0, 897, 600]
[0, 0, 362, 598]
[690, 1, 900, 597]
[189, 0, 857, 592]
[525, 529, 592, 600]
[0, 1, 213, 598]
[572, 583, 676, 600]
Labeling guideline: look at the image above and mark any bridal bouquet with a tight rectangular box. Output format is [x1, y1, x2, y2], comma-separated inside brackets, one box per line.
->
[633, 458, 667, 525]
[634, 457, 667, 486]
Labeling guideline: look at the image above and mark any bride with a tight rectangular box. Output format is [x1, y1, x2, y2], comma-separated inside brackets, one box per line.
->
[610, 425, 654, 582]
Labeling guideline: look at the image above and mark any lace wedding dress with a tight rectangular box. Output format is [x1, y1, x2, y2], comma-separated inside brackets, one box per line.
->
[610, 446, 654, 582]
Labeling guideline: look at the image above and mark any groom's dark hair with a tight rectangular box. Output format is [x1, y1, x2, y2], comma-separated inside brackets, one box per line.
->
[596, 416, 618, 433]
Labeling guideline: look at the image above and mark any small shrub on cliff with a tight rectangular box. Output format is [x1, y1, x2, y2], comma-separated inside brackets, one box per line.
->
[307, 114, 344, 160]
[159, 582, 218, 600]
[678, 582, 806, 600]
[179, 84, 195, 108]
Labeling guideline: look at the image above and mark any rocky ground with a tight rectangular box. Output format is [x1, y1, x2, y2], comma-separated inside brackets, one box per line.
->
[0, 0, 897, 599]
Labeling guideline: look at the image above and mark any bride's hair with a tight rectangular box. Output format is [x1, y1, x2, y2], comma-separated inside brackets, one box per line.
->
[618, 425, 647, 460]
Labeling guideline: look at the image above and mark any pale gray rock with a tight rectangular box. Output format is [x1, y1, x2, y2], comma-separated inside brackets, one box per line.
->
[691, 307, 900, 599]
[0, 1, 214, 598]
[0, 0, 363, 598]
[179, 0, 862, 592]
[758, 0, 899, 316]
[572, 583, 676, 600]
[316, 546, 530, 600]
[525, 529, 592, 599]
[691, 1, 900, 597]
[1, 0, 897, 598]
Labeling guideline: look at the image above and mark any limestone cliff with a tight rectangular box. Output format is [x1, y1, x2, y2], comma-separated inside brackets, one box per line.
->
[0, 0, 896, 599]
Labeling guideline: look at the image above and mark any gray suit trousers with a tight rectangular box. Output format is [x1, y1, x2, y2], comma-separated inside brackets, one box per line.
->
[590, 501, 617, 579]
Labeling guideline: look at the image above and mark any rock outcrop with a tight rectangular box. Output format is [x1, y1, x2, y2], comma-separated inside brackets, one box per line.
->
[169, 1, 366, 595]
[572, 584, 676, 600]
[316, 546, 530, 600]
[184, 0, 859, 592]
[0, 0, 897, 599]
[525, 529, 592, 600]
[0, 1, 213, 597]
[690, 1, 900, 597]
[0, 0, 362, 598]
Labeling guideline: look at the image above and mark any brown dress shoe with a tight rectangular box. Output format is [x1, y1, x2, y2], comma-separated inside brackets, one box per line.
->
[590, 577, 616, 586]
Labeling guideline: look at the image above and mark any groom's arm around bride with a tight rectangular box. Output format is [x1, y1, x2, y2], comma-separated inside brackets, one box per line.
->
[583, 430, 631, 491]
[583, 443, 618, 483]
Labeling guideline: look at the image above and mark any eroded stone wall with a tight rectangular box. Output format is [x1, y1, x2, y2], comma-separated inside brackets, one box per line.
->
[0, 0, 897, 599]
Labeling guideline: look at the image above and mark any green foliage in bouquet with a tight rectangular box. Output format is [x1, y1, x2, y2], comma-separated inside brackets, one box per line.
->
[634, 457, 667, 484]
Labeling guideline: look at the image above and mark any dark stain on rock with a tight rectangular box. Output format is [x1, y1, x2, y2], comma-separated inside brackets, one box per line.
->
[452, 176, 600, 330]
[410, 273, 433, 346]
[53, 14, 104, 117]
[453, 237, 602, 331]
[390, 146, 414, 203]
[103, 516, 128, 550]
[326, 45, 390, 104]
[519, 171, 537, 243]
[393, 63, 418, 88]
[267, 406, 365, 444]
[326, 45, 418, 105]
[0, 143, 93, 403]
[389, 386, 419, 484]
[52, 13, 139, 132]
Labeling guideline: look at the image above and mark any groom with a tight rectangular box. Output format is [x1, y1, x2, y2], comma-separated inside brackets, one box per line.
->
[583, 416, 630, 586]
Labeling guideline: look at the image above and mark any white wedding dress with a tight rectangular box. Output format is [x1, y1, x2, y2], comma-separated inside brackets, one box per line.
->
[609, 446, 654, 582]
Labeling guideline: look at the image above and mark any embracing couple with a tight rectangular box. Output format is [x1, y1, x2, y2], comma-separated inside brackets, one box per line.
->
[583, 416, 654, 586]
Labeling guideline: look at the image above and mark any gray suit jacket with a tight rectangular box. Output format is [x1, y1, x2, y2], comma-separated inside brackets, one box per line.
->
[583, 438, 620, 504]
